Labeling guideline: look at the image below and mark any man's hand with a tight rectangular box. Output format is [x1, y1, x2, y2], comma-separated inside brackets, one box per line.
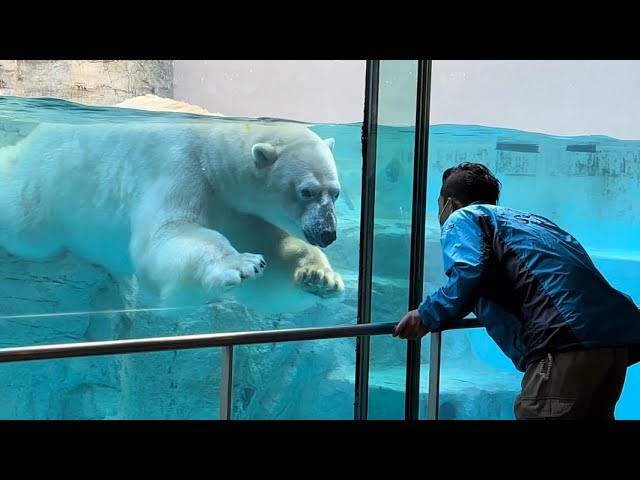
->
[393, 309, 428, 340]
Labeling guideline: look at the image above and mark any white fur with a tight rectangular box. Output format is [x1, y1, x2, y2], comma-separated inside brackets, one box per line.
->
[0, 108, 344, 305]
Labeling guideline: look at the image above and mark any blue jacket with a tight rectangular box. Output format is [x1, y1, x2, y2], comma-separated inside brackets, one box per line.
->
[418, 203, 640, 372]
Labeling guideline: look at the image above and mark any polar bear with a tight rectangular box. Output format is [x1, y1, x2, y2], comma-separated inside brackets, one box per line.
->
[0, 96, 344, 305]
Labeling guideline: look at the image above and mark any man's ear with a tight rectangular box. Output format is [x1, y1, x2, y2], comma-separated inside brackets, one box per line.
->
[451, 197, 464, 211]
[252, 143, 279, 168]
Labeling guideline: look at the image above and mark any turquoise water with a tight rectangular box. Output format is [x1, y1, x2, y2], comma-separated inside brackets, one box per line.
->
[0, 95, 638, 419]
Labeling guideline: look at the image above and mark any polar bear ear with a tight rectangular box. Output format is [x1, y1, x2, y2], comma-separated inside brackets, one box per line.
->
[252, 142, 279, 168]
[324, 138, 335, 151]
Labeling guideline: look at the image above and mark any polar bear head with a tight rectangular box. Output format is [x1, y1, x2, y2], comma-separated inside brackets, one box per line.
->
[251, 126, 341, 248]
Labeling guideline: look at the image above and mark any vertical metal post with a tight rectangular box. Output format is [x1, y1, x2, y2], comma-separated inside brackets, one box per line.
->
[220, 345, 233, 420]
[427, 332, 442, 420]
[405, 60, 433, 420]
[354, 60, 380, 421]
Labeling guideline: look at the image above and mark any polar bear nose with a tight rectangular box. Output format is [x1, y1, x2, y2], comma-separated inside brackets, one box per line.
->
[319, 228, 336, 247]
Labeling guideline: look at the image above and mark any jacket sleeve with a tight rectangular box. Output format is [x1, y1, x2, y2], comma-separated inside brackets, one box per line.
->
[418, 209, 488, 332]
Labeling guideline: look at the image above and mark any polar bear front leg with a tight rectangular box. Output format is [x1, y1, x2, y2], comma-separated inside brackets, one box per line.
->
[277, 235, 344, 298]
[131, 222, 266, 300]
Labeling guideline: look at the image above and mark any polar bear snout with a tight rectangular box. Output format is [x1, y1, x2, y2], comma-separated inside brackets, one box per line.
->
[304, 226, 336, 248]
[319, 228, 337, 246]
[302, 202, 337, 248]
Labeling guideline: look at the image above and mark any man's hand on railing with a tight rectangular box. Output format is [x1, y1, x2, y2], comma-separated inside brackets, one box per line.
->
[393, 309, 428, 340]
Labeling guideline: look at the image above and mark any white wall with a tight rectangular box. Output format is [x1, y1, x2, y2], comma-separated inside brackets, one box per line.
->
[430, 60, 640, 140]
[173, 60, 640, 140]
[173, 60, 366, 124]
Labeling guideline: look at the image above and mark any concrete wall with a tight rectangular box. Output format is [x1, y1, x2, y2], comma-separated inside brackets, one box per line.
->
[0, 60, 172, 105]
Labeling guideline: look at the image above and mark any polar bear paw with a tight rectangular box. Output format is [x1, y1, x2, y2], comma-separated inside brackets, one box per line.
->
[293, 265, 344, 298]
[201, 252, 266, 290]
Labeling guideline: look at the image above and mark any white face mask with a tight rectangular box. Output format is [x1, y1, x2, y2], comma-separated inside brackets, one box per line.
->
[438, 198, 452, 226]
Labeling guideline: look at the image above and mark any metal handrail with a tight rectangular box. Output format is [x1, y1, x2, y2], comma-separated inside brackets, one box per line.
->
[0, 317, 476, 420]
[1, 308, 636, 419]
[0, 322, 397, 364]
[0, 321, 397, 420]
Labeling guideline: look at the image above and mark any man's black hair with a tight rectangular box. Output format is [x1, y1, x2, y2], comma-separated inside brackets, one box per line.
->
[440, 162, 501, 206]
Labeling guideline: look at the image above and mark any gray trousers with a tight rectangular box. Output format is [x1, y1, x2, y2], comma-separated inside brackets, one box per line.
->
[514, 347, 629, 420]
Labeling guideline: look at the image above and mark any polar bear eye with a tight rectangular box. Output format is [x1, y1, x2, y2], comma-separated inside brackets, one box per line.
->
[300, 188, 312, 199]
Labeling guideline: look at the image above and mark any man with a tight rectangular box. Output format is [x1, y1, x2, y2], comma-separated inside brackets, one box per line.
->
[393, 162, 640, 420]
